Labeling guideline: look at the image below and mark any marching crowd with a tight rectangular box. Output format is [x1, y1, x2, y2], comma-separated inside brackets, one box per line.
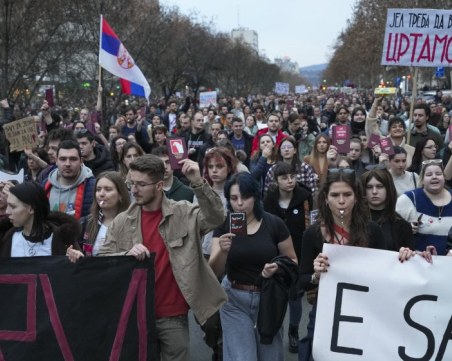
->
[0, 89, 452, 361]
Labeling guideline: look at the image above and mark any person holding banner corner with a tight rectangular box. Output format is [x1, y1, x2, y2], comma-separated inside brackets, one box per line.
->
[97, 154, 227, 361]
[0, 181, 81, 257]
[298, 168, 387, 361]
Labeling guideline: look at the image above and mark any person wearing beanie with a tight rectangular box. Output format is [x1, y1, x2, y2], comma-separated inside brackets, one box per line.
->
[0, 181, 81, 257]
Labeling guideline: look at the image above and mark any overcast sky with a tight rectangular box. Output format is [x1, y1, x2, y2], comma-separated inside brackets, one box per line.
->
[164, 0, 357, 67]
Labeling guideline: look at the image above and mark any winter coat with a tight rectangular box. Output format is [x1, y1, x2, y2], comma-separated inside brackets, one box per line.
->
[0, 211, 81, 257]
[257, 255, 299, 344]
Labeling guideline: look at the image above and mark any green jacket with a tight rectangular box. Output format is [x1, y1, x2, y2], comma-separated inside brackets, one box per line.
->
[165, 176, 194, 202]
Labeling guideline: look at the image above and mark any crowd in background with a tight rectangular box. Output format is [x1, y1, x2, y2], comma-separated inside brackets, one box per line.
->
[0, 87, 452, 361]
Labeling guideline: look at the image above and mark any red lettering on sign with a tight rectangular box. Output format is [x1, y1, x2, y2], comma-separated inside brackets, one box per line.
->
[109, 269, 148, 361]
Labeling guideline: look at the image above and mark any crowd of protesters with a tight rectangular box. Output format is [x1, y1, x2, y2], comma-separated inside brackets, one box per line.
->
[0, 87, 452, 361]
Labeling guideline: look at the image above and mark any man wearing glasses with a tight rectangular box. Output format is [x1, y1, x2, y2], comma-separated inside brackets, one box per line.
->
[98, 155, 227, 361]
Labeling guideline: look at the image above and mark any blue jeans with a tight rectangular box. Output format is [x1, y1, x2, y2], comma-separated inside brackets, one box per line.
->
[220, 276, 284, 361]
[298, 303, 316, 361]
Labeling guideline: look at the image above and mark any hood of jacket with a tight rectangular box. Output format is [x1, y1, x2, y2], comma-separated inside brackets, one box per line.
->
[83, 145, 112, 171]
[48, 164, 93, 190]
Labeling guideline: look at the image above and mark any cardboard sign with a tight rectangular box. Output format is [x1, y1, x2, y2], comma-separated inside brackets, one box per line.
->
[275, 82, 289, 95]
[374, 87, 397, 95]
[314, 244, 452, 360]
[3, 117, 38, 152]
[199, 91, 218, 108]
[295, 85, 308, 94]
[166, 137, 188, 169]
[331, 125, 351, 154]
[382, 9, 452, 67]
[229, 212, 247, 235]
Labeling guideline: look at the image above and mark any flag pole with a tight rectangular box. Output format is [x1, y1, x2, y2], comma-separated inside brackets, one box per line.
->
[406, 66, 419, 146]
[97, 15, 104, 125]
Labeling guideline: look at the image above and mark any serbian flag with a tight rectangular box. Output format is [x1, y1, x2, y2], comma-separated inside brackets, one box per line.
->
[99, 15, 151, 99]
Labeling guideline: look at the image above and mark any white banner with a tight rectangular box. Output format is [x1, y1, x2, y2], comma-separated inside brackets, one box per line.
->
[199, 91, 217, 108]
[314, 244, 452, 360]
[275, 82, 289, 95]
[381, 9, 452, 67]
[295, 85, 308, 94]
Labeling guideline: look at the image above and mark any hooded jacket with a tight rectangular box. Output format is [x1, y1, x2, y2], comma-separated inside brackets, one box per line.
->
[44, 164, 95, 220]
[0, 211, 81, 257]
[83, 144, 115, 177]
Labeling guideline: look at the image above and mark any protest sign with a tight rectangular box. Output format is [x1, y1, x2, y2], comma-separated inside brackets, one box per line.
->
[3, 117, 38, 152]
[0, 169, 24, 183]
[0, 256, 156, 361]
[275, 82, 289, 95]
[381, 9, 452, 67]
[313, 244, 452, 360]
[199, 91, 217, 108]
[295, 85, 308, 94]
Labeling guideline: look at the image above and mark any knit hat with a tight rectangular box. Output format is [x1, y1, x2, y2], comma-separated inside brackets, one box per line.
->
[10, 181, 50, 217]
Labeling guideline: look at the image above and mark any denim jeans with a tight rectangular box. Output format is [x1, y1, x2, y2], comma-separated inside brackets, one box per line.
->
[155, 315, 189, 361]
[298, 303, 317, 361]
[289, 296, 302, 327]
[220, 276, 284, 361]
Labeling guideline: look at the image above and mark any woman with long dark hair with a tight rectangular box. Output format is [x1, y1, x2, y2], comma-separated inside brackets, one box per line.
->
[118, 142, 145, 182]
[298, 169, 386, 360]
[0, 182, 80, 257]
[407, 137, 438, 174]
[361, 168, 413, 251]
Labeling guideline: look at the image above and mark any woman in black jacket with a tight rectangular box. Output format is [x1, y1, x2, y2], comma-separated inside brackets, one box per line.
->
[264, 162, 313, 354]
[0, 181, 81, 257]
[361, 167, 413, 251]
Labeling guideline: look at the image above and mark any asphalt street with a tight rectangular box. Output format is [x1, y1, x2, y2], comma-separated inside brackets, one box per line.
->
[189, 295, 312, 360]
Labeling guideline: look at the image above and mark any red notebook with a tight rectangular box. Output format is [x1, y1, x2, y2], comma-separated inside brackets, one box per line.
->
[332, 125, 351, 154]
[166, 137, 188, 169]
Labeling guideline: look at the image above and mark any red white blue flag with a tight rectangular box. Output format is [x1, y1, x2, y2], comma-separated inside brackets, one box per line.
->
[99, 16, 151, 99]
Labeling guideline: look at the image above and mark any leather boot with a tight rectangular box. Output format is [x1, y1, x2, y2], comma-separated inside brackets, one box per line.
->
[288, 325, 299, 353]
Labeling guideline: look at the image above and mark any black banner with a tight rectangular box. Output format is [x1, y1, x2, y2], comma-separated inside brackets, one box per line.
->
[0, 255, 156, 361]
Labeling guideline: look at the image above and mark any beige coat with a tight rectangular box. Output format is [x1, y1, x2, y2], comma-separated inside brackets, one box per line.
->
[97, 181, 227, 325]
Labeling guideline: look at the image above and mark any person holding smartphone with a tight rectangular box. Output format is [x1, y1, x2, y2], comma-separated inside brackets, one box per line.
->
[210, 172, 296, 361]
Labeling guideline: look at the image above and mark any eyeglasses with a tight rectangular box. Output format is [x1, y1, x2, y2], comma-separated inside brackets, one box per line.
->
[423, 145, 438, 150]
[328, 168, 355, 175]
[280, 145, 294, 150]
[126, 180, 160, 189]
[74, 128, 89, 134]
[421, 159, 442, 166]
